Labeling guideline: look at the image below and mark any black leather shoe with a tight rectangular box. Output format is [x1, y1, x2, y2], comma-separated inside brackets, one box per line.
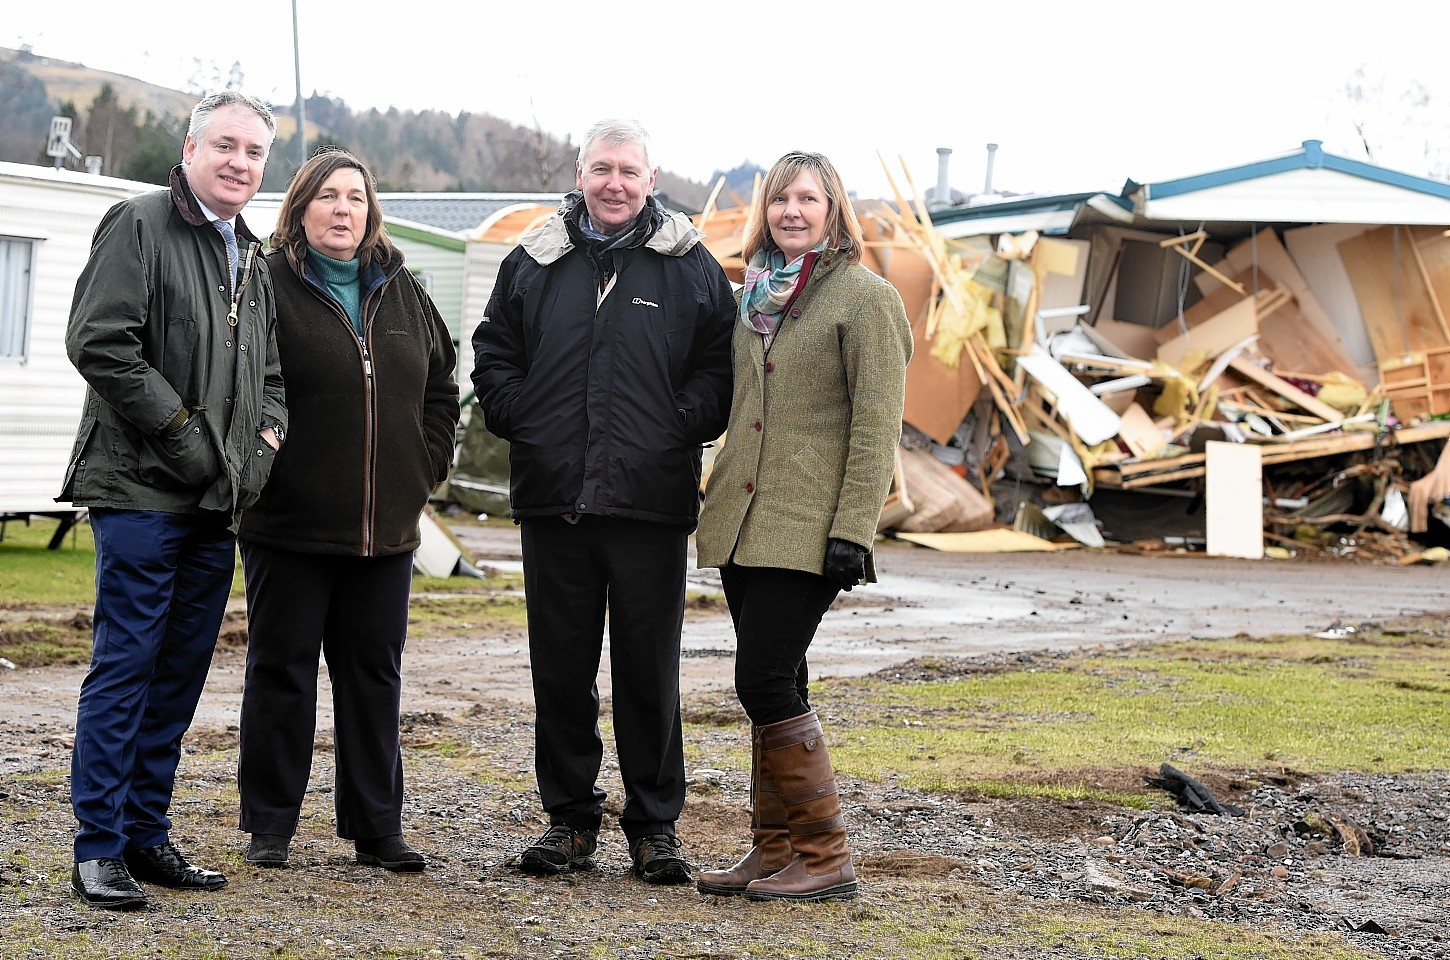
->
[355, 835, 425, 872]
[72, 858, 147, 910]
[245, 833, 290, 868]
[124, 842, 227, 891]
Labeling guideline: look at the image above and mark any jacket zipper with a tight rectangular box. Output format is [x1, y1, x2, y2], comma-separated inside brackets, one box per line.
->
[301, 260, 399, 554]
[357, 265, 401, 555]
[228, 243, 257, 327]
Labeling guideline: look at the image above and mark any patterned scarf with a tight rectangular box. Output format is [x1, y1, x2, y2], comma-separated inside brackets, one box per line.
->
[740, 240, 827, 336]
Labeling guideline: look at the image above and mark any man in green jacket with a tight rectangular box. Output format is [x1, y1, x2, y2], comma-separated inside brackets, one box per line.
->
[58, 90, 287, 910]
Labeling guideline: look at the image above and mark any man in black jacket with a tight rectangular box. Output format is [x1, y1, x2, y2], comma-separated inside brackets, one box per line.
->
[471, 118, 733, 884]
[60, 91, 285, 909]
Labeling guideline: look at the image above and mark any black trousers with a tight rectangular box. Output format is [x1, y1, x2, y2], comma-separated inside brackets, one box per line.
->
[719, 564, 840, 726]
[236, 542, 413, 841]
[519, 515, 686, 842]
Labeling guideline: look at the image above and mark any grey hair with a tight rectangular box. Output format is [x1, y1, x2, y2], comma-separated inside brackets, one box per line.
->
[187, 91, 278, 142]
[577, 118, 653, 170]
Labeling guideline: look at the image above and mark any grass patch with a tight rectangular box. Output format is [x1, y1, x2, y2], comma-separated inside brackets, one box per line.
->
[998, 908, 1374, 959]
[828, 629, 1450, 796]
[1, 516, 523, 616]
[406, 593, 527, 634]
[0, 613, 94, 667]
[0, 517, 99, 606]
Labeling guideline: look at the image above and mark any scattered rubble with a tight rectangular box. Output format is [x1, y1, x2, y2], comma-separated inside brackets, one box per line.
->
[691, 165, 1450, 562]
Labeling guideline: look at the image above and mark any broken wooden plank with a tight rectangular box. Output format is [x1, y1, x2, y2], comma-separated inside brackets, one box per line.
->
[1227, 356, 1343, 422]
[1216, 228, 1364, 374]
[1117, 403, 1168, 459]
[1338, 224, 1450, 363]
[894, 529, 1066, 552]
[1158, 296, 1259, 370]
[1096, 418, 1450, 488]
[1161, 231, 1245, 294]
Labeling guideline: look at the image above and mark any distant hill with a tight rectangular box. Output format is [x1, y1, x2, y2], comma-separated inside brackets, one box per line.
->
[0, 45, 712, 209]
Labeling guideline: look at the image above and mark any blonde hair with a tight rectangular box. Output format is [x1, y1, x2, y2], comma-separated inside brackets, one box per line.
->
[742, 151, 862, 265]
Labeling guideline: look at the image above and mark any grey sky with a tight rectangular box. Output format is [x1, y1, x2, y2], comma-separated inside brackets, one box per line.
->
[8, 0, 1448, 198]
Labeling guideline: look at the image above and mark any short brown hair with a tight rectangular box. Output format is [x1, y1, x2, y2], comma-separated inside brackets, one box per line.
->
[271, 147, 395, 271]
[742, 151, 863, 265]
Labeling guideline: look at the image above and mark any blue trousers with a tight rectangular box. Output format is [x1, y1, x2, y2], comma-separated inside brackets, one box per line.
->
[71, 508, 235, 862]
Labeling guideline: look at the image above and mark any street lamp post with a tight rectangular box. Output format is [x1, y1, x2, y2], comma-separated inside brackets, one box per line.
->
[293, 0, 306, 168]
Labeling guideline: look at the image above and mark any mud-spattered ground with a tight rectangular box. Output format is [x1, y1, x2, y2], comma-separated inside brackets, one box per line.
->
[2, 522, 1448, 958]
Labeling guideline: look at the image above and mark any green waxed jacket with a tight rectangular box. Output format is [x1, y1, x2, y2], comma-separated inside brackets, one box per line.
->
[694, 253, 912, 579]
[57, 165, 286, 528]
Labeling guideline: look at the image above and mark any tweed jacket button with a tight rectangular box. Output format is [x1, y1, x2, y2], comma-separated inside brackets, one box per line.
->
[753, 420, 762, 431]
[764, 362, 774, 372]
[745, 482, 754, 494]
[790, 308, 801, 318]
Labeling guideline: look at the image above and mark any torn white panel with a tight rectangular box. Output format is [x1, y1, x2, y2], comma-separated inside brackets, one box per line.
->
[1016, 345, 1123, 445]
[1056, 444, 1088, 487]
[1205, 441, 1263, 559]
[1382, 486, 1408, 531]
[1043, 502, 1105, 548]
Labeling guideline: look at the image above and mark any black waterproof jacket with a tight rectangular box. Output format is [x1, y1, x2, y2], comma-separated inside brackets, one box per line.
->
[471, 194, 733, 528]
[238, 246, 460, 556]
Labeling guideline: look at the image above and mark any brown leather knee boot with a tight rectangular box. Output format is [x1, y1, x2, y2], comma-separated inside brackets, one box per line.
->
[745, 711, 857, 902]
[697, 726, 791, 895]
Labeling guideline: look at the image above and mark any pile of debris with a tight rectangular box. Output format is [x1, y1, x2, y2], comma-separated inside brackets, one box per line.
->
[691, 162, 1450, 562]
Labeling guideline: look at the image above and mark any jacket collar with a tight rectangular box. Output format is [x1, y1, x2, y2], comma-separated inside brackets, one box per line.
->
[520, 192, 704, 266]
[169, 164, 261, 244]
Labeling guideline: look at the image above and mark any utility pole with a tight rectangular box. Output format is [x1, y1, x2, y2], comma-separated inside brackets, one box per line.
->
[292, 0, 306, 168]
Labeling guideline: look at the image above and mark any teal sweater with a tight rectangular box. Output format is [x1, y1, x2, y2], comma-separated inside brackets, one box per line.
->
[306, 247, 362, 336]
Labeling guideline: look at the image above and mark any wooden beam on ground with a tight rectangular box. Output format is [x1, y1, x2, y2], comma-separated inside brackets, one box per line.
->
[1095, 418, 1450, 488]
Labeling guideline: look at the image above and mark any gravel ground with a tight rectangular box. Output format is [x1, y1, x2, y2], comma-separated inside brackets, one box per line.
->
[2, 520, 1449, 957]
[4, 648, 1449, 959]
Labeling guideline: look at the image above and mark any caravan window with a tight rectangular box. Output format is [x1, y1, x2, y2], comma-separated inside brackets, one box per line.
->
[0, 236, 36, 361]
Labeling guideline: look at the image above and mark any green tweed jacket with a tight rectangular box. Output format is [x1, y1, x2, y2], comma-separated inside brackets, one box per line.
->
[695, 253, 912, 580]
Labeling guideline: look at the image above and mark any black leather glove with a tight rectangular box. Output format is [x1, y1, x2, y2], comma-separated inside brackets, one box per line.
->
[823, 538, 868, 592]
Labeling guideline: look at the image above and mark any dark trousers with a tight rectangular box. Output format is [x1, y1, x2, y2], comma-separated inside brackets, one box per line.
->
[519, 515, 686, 842]
[236, 543, 412, 841]
[72, 508, 235, 861]
[719, 564, 840, 726]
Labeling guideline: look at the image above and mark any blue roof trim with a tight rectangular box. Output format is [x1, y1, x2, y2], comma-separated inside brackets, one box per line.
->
[1145, 140, 1450, 202]
[930, 191, 1100, 226]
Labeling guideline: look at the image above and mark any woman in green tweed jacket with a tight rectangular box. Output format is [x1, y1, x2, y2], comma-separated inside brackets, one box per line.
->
[694, 151, 912, 903]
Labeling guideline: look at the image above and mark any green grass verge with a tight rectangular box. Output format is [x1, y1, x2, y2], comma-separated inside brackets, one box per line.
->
[831, 626, 1450, 797]
[0, 517, 100, 606]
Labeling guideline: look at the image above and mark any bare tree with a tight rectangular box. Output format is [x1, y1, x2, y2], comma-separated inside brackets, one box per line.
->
[528, 112, 573, 191]
[1341, 64, 1446, 180]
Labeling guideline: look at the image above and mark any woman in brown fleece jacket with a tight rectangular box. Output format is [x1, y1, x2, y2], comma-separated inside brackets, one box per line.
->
[235, 149, 459, 872]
